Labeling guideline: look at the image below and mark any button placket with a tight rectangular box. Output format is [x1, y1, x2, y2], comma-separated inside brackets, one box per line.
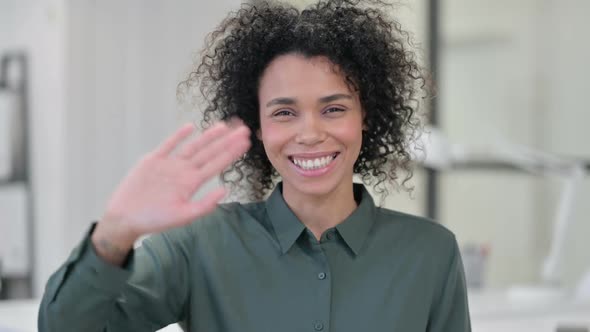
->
[314, 321, 324, 331]
[312, 246, 331, 332]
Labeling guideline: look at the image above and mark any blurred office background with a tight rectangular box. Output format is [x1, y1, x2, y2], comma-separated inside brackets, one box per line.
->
[0, 0, 589, 330]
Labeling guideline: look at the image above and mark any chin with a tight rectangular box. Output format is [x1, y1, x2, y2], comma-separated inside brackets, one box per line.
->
[281, 174, 346, 198]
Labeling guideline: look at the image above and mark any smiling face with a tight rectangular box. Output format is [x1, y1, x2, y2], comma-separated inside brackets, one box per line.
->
[257, 53, 364, 199]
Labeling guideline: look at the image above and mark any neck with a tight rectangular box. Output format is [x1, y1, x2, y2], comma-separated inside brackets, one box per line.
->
[282, 181, 358, 241]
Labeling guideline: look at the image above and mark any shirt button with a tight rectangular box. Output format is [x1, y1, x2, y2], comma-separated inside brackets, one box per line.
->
[326, 231, 335, 240]
[314, 322, 324, 331]
[318, 272, 326, 280]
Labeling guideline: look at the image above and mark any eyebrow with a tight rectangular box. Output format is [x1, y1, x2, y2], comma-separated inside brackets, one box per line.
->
[265, 93, 353, 108]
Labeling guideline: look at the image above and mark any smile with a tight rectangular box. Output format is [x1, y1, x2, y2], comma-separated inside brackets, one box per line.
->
[288, 152, 340, 171]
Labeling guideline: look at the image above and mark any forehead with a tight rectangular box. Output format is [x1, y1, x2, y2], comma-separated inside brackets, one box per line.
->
[258, 54, 352, 101]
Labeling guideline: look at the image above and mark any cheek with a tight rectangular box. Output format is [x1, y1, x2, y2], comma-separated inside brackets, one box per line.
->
[260, 122, 291, 155]
[335, 121, 364, 148]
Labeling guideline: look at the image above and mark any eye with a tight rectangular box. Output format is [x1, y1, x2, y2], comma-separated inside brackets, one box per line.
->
[323, 107, 345, 114]
[273, 109, 294, 117]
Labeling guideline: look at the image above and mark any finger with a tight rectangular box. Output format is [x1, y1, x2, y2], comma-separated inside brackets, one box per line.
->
[176, 187, 227, 224]
[196, 134, 251, 181]
[226, 116, 245, 128]
[191, 125, 251, 168]
[154, 123, 195, 157]
[176, 121, 230, 159]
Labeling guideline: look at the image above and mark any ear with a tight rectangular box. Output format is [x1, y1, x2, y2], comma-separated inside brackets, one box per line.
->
[255, 129, 262, 140]
[361, 109, 368, 131]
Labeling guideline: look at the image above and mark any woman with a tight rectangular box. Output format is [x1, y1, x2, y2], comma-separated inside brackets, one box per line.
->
[39, 0, 471, 331]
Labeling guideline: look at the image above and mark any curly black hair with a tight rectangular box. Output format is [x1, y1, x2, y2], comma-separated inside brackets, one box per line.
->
[178, 0, 426, 201]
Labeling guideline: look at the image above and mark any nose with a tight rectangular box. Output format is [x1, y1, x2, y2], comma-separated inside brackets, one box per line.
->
[294, 113, 326, 145]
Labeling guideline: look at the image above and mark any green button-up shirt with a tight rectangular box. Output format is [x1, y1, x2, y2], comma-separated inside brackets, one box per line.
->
[39, 183, 471, 331]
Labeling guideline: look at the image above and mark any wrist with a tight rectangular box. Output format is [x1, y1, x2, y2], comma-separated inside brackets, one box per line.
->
[91, 218, 138, 266]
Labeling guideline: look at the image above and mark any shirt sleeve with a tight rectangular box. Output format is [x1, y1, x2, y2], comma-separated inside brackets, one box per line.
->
[38, 222, 193, 332]
[427, 237, 472, 332]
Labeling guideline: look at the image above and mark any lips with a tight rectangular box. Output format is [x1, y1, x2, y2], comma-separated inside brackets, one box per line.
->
[288, 152, 340, 171]
[288, 152, 339, 162]
[288, 151, 339, 158]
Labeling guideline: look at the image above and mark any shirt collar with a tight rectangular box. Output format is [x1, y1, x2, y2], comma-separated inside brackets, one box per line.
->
[265, 182, 376, 256]
[265, 182, 306, 255]
[335, 183, 376, 255]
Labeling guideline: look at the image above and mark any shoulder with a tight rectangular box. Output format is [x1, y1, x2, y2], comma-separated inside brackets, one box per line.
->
[186, 201, 267, 238]
[373, 207, 457, 254]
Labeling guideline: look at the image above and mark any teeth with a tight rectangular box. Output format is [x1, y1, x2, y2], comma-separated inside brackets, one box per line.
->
[292, 154, 336, 170]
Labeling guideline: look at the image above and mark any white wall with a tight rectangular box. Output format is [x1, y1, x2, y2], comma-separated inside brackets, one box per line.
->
[534, 0, 590, 287]
[440, 0, 590, 288]
[0, 0, 68, 297]
[439, 0, 539, 286]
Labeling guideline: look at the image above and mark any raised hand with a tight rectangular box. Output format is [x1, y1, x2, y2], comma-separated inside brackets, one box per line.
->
[91, 120, 251, 265]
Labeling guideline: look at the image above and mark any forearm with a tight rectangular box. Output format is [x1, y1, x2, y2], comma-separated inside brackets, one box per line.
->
[38, 222, 191, 332]
[38, 224, 133, 332]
